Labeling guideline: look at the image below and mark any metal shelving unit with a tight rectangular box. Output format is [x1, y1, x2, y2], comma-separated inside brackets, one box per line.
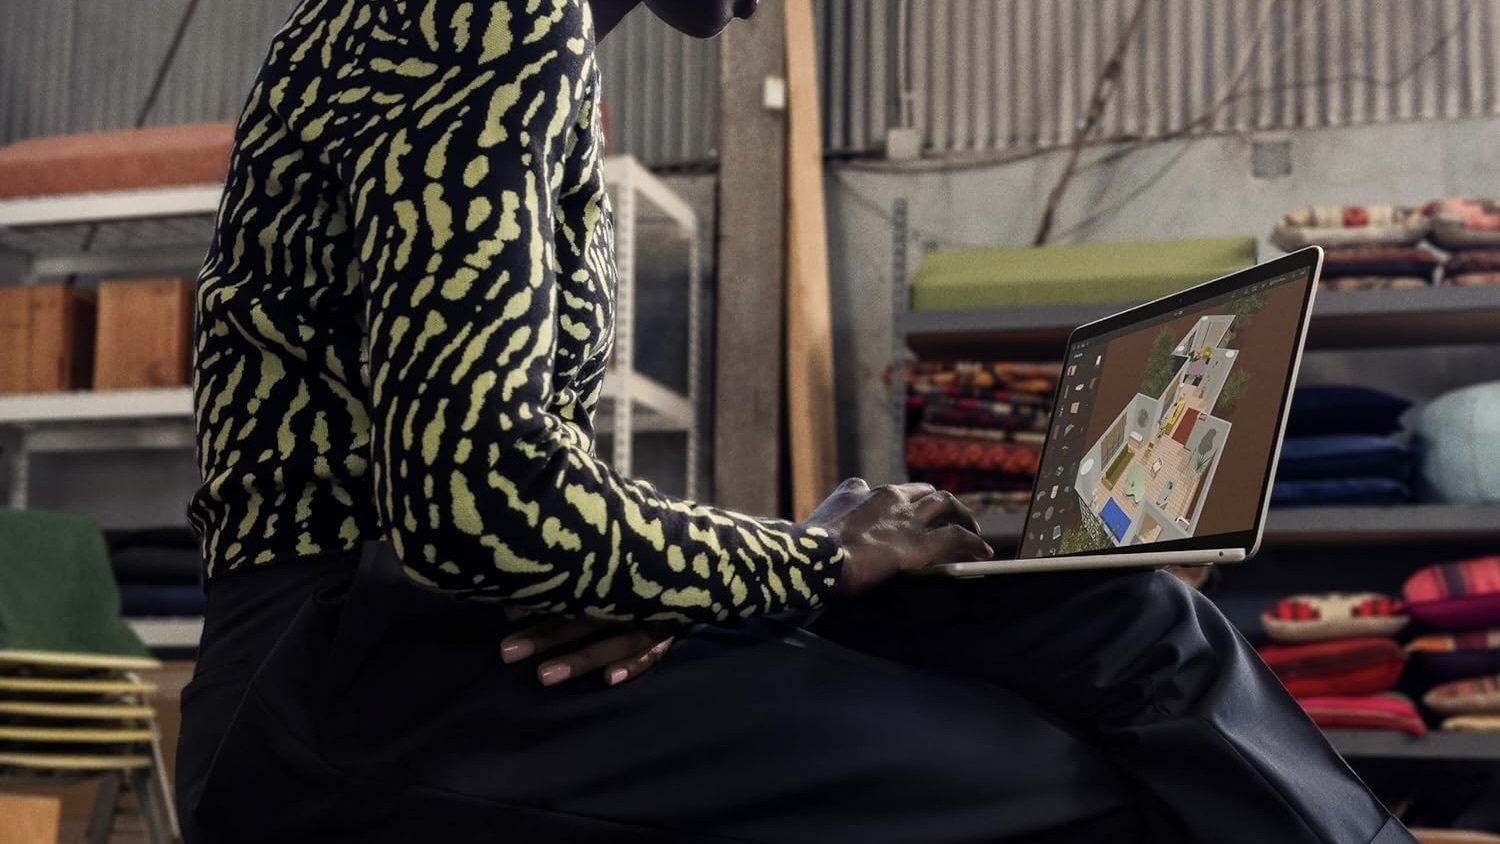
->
[1329, 730, 1500, 762]
[903, 285, 1500, 360]
[0, 155, 702, 650]
[978, 504, 1500, 547]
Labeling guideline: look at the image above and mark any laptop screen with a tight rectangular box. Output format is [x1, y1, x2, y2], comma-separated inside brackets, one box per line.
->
[1018, 261, 1317, 560]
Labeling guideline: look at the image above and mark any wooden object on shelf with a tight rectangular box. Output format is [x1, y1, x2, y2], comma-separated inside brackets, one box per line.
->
[0, 793, 61, 844]
[715, 1, 787, 515]
[784, 0, 839, 519]
[93, 277, 195, 389]
[0, 283, 95, 395]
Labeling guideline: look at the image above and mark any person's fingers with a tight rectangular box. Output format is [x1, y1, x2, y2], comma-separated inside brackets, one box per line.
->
[919, 523, 994, 565]
[603, 635, 676, 686]
[500, 616, 611, 663]
[537, 629, 659, 686]
[838, 477, 870, 493]
[869, 482, 937, 506]
[912, 490, 981, 534]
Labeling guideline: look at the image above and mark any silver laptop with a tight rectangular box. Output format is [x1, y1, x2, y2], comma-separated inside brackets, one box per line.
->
[929, 246, 1323, 577]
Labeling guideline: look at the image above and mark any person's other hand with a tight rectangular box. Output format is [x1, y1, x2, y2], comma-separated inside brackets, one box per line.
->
[501, 614, 676, 687]
[805, 478, 993, 595]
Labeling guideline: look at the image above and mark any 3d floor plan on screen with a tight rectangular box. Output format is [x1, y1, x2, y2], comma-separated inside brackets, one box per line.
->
[1076, 315, 1240, 547]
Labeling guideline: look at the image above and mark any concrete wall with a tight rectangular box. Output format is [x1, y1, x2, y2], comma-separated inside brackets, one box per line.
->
[828, 117, 1500, 482]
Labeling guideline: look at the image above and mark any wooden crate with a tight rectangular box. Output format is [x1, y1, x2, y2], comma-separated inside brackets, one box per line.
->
[0, 283, 96, 395]
[93, 277, 196, 390]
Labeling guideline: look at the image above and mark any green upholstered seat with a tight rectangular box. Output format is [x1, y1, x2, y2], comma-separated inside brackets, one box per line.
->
[910, 236, 1259, 311]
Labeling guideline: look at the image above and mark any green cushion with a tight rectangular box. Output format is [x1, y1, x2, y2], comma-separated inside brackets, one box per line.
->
[0, 509, 150, 657]
[910, 236, 1259, 311]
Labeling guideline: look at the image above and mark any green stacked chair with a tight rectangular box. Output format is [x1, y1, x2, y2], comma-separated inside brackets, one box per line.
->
[0, 508, 179, 843]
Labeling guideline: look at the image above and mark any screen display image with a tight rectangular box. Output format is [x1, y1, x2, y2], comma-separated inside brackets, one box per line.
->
[1019, 268, 1313, 559]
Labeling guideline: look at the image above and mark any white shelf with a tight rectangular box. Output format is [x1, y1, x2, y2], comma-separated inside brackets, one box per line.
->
[0, 154, 703, 503]
[126, 616, 204, 651]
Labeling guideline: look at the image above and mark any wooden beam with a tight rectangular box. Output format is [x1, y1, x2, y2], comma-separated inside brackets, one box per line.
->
[784, 0, 839, 518]
[714, 0, 788, 516]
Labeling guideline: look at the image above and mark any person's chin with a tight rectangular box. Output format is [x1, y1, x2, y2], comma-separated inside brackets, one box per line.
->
[647, 0, 757, 38]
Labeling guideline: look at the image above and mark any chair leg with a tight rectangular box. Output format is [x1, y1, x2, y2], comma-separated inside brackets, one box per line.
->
[130, 768, 172, 844]
[85, 772, 122, 844]
[149, 717, 182, 840]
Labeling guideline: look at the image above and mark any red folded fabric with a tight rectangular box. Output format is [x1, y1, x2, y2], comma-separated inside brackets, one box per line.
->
[1259, 638, 1407, 697]
[1297, 694, 1427, 737]
[1404, 556, 1500, 630]
[905, 433, 1042, 476]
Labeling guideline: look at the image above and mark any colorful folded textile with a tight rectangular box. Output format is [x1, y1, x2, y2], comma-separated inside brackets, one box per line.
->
[1271, 477, 1411, 507]
[953, 490, 1035, 514]
[1403, 557, 1500, 630]
[905, 433, 1042, 476]
[1259, 638, 1407, 697]
[907, 471, 1036, 496]
[907, 361, 1062, 396]
[1445, 272, 1500, 287]
[920, 423, 1047, 446]
[1271, 205, 1428, 251]
[1322, 246, 1442, 278]
[1445, 248, 1500, 274]
[1424, 196, 1500, 250]
[1407, 629, 1500, 683]
[1275, 436, 1411, 482]
[1287, 386, 1411, 437]
[1261, 593, 1409, 644]
[1320, 276, 1430, 292]
[914, 393, 1054, 426]
[1423, 675, 1500, 716]
[1298, 693, 1427, 736]
[1440, 714, 1500, 732]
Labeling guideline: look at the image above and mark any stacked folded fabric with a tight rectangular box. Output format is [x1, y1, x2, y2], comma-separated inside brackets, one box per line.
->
[1404, 557, 1500, 733]
[1272, 385, 1415, 507]
[1270, 205, 1441, 292]
[1426, 197, 1500, 286]
[905, 361, 1058, 514]
[104, 527, 205, 619]
[1257, 592, 1423, 735]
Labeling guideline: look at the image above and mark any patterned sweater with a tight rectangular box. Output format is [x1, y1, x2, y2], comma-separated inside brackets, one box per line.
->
[188, 0, 844, 623]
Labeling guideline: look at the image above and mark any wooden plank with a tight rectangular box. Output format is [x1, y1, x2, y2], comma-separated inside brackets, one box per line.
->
[714, 1, 788, 516]
[0, 793, 61, 844]
[784, 0, 839, 519]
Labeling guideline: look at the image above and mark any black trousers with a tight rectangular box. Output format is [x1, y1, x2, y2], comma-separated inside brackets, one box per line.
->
[177, 542, 1414, 844]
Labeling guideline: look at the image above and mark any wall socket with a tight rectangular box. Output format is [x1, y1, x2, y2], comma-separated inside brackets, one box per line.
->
[1251, 136, 1293, 178]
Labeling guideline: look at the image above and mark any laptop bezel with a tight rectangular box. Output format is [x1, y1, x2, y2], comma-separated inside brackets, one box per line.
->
[1015, 246, 1324, 563]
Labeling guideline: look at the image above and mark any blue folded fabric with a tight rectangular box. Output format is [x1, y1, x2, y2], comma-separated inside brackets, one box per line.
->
[1286, 386, 1411, 437]
[1276, 435, 1411, 481]
[119, 584, 207, 617]
[1271, 477, 1412, 507]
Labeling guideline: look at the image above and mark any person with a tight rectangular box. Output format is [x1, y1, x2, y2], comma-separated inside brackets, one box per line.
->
[176, 1, 1417, 841]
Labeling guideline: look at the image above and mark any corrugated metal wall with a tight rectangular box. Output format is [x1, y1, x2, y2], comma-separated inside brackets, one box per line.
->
[902, 0, 1500, 154]
[2, 0, 1497, 163]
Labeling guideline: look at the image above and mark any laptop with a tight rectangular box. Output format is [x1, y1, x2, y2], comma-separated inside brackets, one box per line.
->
[928, 246, 1323, 577]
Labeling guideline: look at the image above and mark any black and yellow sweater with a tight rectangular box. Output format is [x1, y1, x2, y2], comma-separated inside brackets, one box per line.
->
[189, 0, 844, 623]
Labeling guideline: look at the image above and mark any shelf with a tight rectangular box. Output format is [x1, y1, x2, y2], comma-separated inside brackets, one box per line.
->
[127, 616, 203, 651]
[1328, 729, 1500, 761]
[0, 376, 690, 442]
[903, 285, 1500, 358]
[977, 504, 1500, 547]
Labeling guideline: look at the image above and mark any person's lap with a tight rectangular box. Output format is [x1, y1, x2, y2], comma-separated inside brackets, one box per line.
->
[180, 544, 1141, 843]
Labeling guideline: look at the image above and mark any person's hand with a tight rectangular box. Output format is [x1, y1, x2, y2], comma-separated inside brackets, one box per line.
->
[500, 612, 676, 687]
[804, 478, 993, 595]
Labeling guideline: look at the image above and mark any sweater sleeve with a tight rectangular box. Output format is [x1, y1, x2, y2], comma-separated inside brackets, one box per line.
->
[271, 0, 843, 623]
